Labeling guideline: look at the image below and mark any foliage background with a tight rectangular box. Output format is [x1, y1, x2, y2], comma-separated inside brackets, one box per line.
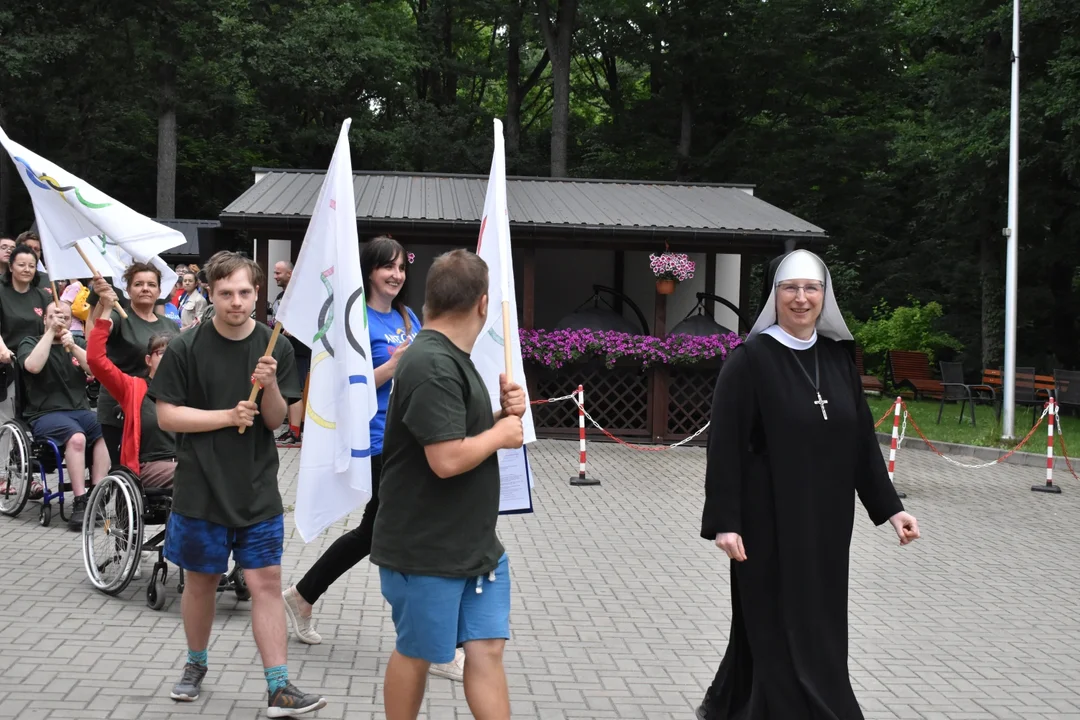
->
[2, 0, 1078, 373]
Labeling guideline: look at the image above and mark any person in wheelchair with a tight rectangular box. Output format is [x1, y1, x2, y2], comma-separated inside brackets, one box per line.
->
[17, 301, 110, 530]
[86, 296, 176, 489]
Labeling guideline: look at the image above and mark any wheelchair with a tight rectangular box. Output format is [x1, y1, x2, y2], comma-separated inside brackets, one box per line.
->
[0, 363, 91, 527]
[80, 466, 251, 610]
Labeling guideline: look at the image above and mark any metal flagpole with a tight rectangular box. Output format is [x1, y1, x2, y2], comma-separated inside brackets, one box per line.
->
[1001, 0, 1021, 440]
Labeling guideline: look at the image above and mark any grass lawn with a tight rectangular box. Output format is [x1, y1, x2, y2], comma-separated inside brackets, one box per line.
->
[865, 394, 1080, 456]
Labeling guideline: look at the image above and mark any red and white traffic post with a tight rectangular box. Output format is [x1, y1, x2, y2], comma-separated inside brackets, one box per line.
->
[570, 384, 600, 486]
[1033, 397, 1062, 494]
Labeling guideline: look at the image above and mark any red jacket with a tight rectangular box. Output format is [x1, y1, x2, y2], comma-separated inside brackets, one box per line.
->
[87, 318, 147, 475]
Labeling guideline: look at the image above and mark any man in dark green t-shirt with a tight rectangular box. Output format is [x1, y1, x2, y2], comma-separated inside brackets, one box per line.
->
[147, 251, 326, 717]
[17, 300, 110, 531]
[371, 249, 525, 720]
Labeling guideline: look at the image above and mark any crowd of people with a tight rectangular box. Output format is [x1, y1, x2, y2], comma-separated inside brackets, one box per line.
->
[0, 226, 921, 720]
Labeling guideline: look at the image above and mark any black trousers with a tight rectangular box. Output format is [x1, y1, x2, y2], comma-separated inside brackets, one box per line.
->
[295, 453, 382, 605]
[102, 424, 123, 468]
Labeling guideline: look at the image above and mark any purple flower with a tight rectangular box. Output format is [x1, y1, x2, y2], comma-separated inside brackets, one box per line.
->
[519, 329, 742, 370]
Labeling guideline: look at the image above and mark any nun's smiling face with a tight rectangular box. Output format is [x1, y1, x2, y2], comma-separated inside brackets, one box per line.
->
[775, 278, 824, 339]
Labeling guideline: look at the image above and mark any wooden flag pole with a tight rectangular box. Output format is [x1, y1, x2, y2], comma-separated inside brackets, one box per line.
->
[239, 322, 283, 435]
[72, 244, 128, 319]
[502, 299, 513, 383]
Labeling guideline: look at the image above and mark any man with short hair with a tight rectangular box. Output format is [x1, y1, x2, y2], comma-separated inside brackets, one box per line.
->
[371, 248, 525, 720]
[0, 236, 15, 276]
[18, 301, 110, 530]
[268, 260, 309, 447]
[149, 250, 327, 717]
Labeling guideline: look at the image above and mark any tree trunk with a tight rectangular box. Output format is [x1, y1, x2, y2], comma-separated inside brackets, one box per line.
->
[0, 105, 9, 235]
[156, 60, 178, 219]
[441, 0, 456, 105]
[979, 230, 1002, 368]
[676, 80, 693, 180]
[536, 0, 578, 178]
[506, 3, 524, 157]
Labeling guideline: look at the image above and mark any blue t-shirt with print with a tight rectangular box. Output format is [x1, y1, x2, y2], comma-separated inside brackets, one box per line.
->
[368, 305, 421, 455]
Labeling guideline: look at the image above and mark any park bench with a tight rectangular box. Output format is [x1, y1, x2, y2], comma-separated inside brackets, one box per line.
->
[1054, 369, 1079, 416]
[980, 368, 1050, 427]
[855, 347, 884, 395]
[886, 350, 942, 400]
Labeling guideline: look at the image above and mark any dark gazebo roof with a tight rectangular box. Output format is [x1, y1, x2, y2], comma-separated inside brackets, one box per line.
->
[220, 169, 826, 251]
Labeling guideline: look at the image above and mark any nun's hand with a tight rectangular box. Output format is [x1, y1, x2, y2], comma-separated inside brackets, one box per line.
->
[889, 511, 920, 546]
[715, 532, 747, 562]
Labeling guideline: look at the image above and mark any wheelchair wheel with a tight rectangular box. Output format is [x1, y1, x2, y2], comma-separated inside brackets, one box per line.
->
[82, 473, 143, 595]
[0, 422, 31, 518]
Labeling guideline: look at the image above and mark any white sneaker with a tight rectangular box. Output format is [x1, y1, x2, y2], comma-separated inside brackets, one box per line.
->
[282, 586, 323, 644]
[428, 647, 465, 682]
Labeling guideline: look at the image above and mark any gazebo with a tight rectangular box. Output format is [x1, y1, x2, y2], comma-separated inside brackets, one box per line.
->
[219, 169, 827, 443]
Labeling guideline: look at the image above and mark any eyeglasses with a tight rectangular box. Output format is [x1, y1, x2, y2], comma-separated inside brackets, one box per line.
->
[777, 282, 824, 298]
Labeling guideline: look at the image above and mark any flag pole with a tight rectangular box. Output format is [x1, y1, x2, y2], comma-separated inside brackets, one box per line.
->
[239, 321, 283, 434]
[1001, 0, 1021, 440]
[72, 244, 128, 320]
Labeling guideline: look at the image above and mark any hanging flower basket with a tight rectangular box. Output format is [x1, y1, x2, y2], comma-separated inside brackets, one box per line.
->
[649, 252, 695, 294]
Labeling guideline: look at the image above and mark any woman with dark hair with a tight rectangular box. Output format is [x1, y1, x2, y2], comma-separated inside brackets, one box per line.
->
[87, 262, 180, 466]
[280, 237, 465, 679]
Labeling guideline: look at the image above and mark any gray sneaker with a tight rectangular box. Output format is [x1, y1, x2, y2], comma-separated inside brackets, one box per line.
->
[267, 683, 327, 717]
[170, 662, 207, 702]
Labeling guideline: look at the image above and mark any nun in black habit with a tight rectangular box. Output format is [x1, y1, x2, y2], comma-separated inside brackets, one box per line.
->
[697, 250, 920, 720]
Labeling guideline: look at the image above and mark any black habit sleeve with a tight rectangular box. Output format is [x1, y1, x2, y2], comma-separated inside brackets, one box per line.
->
[846, 352, 904, 526]
[701, 345, 756, 540]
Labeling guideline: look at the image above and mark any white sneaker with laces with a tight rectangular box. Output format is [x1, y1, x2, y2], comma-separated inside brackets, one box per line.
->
[283, 586, 323, 644]
[428, 647, 465, 682]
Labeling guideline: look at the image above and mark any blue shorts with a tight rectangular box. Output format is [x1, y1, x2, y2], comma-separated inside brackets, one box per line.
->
[164, 512, 284, 575]
[379, 553, 511, 664]
[30, 410, 102, 447]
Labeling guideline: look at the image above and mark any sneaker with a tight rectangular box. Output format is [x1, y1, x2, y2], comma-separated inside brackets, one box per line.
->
[266, 683, 327, 717]
[275, 430, 301, 448]
[67, 493, 88, 531]
[170, 662, 207, 702]
[428, 647, 465, 682]
[283, 587, 322, 645]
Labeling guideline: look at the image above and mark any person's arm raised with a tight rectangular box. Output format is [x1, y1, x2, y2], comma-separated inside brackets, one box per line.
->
[21, 329, 56, 374]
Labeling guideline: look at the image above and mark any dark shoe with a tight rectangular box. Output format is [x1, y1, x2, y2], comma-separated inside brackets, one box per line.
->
[275, 430, 301, 448]
[267, 683, 327, 717]
[67, 493, 88, 531]
[170, 662, 207, 702]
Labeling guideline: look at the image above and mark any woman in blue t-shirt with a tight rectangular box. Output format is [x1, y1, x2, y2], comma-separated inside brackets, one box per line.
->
[281, 237, 466, 678]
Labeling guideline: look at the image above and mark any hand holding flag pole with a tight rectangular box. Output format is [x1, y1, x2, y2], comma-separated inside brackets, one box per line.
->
[73, 244, 128, 320]
[239, 322, 283, 435]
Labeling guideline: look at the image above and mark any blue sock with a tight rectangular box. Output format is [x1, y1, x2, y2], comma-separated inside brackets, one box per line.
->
[265, 665, 289, 694]
[187, 649, 208, 668]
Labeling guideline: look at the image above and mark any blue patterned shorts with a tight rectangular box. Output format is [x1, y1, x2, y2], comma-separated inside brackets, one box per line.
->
[164, 512, 284, 575]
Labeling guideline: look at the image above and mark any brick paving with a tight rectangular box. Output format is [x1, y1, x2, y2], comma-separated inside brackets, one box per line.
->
[1, 439, 1080, 719]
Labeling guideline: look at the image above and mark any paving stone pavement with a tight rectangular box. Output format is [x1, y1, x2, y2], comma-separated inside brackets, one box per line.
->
[2, 439, 1080, 719]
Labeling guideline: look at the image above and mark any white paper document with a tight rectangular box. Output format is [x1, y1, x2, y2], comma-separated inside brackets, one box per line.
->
[498, 446, 534, 515]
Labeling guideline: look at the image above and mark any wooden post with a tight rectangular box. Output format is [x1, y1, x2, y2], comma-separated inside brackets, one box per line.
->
[299, 364, 311, 435]
[704, 251, 716, 316]
[739, 253, 753, 330]
[522, 246, 536, 330]
[255, 234, 269, 325]
[651, 289, 669, 442]
[613, 250, 625, 314]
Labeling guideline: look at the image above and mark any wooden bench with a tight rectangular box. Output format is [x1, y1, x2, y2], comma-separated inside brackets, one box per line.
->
[855, 347, 884, 394]
[980, 368, 1055, 396]
[886, 350, 943, 399]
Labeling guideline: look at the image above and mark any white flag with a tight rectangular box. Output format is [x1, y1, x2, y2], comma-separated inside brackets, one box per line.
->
[275, 119, 378, 542]
[0, 124, 184, 290]
[471, 119, 535, 513]
[46, 235, 178, 300]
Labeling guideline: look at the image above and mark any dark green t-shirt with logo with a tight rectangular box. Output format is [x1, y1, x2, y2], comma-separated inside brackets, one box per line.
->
[371, 329, 505, 578]
[0, 283, 49, 352]
[16, 336, 90, 420]
[147, 320, 301, 528]
[96, 309, 180, 427]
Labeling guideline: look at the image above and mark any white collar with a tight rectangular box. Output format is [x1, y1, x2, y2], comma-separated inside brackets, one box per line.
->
[762, 324, 817, 350]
